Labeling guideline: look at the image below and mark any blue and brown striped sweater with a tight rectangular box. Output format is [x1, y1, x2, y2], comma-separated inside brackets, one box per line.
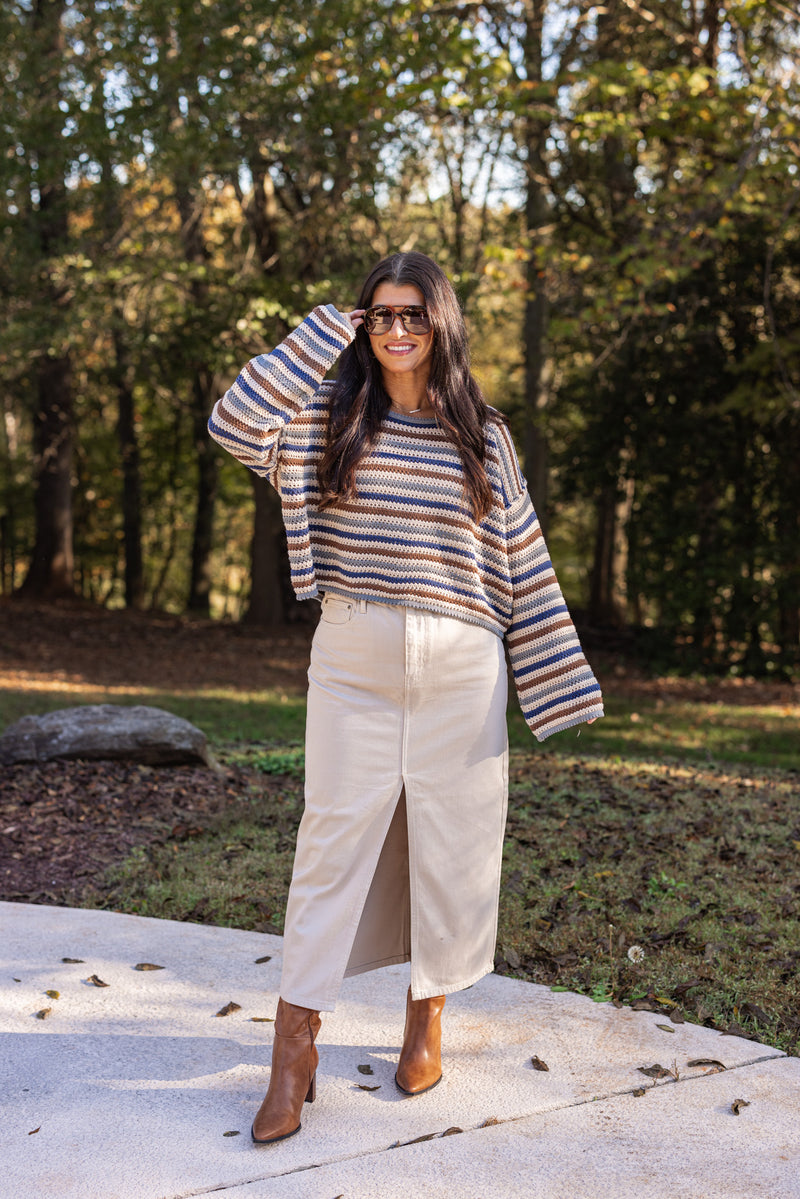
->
[209, 305, 603, 740]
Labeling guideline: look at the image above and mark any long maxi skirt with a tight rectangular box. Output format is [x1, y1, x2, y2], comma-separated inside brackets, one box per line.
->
[279, 593, 509, 1012]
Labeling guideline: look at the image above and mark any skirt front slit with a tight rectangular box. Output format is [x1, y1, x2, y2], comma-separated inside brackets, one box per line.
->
[278, 594, 509, 1012]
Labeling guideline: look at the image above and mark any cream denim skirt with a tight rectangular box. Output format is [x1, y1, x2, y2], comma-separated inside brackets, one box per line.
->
[279, 593, 509, 1011]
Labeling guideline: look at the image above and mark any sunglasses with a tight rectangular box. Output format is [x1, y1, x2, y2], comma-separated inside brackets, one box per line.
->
[363, 304, 431, 335]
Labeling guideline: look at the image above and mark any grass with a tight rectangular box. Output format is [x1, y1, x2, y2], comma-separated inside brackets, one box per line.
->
[3, 675, 799, 1055]
[507, 694, 800, 771]
[0, 685, 307, 745]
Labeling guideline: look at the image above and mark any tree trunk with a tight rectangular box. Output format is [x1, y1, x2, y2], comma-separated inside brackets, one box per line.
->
[187, 372, 219, 615]
[112, 328, 145, 608]
[589, 483, 616, 625]
[776, 427, 800, 670]
[244, 475, 288, 627]
[174, 179, 219, 617]
[20, 354, 75, 596]
[588, 459, 633, 628]
[521, 0, 551, 529]
[18, 0, 75, 598]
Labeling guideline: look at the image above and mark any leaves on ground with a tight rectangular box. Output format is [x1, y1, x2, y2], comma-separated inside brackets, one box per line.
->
[134, 963, 164, 971]
[530, 1055, 549, 1071]
[254, 956, 272, 964]
[44, 990, 59, 999]
[86, 975, 108, 988]
[35, 1008, 52, 1020]
[731, 1098, 751, 1114]
[215, 1002, 241, 1017]
[637, 1063, 673, 1079]
[355, 1084, 380, 1091]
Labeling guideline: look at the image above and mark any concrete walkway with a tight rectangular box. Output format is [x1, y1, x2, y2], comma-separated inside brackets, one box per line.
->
[1, 901, 798, 1199]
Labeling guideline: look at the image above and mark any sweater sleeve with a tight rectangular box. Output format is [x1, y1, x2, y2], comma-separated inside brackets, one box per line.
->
[208, 304, 355, 476]
[504, 488, 604, 741]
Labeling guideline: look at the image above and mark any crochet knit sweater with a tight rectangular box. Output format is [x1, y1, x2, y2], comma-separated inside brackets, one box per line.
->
[209, 305, 603, 740]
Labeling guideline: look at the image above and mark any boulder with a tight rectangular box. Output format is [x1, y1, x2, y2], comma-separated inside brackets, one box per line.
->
[0, 704, 213, 768]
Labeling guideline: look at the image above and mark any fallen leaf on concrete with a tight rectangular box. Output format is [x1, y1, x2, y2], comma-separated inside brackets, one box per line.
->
[632, 1087, 647, 1097]
[481, 1117, 501, 1127]
[251, 1016, 274, 1023]
[531, 1055, 549, 1071]
[403, 1132, 438, 1145]
[442, 1127, 463, 1136]
[223, 1130, 240, 1137]
[637, 1063, 672, 1079]
[28, 1127, 40, 1136]
[355, 1084, 380, 1091]
[61, 958, 84, 964]
[87, 974, 109, 988]
[357, 1064, 374, 1075]
[688, 1058, 726, 1071]
[13, 978, 21, 983]
[655, 1024, 675, 1033]
[215, 1002, 241, 1017]
[731, 1098, 750, 1115]
[254, 956, 272, 964]
[134, 963, 164, 971]
[35, 1008, 52, 1020]
[45, 990, 60, 999]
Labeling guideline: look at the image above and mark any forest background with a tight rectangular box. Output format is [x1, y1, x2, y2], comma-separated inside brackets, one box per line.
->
[1, 0, 799, 678]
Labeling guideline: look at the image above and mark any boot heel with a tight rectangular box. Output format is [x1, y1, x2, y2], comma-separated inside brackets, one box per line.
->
[305, 1072, 316, 1104]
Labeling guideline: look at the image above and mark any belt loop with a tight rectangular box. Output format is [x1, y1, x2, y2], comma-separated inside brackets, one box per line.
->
[358, 597, 367, 613]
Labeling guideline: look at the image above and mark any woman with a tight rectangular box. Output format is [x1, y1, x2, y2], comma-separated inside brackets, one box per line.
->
[208, 251, 603, 1144]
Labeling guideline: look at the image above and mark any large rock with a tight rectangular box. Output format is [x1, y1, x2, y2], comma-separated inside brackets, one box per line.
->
[0, 705, 213, 767]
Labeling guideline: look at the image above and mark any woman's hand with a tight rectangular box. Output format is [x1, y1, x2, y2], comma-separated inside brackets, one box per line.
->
[344, 308, 365, 331]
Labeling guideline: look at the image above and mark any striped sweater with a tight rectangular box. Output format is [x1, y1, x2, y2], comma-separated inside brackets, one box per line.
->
[209, 304, 603, 740]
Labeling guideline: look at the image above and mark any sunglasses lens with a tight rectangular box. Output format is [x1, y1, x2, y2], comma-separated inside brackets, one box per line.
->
[365, 306, 393, 334]
[403, 307, 430, 332]
[364, 305, 430, 335]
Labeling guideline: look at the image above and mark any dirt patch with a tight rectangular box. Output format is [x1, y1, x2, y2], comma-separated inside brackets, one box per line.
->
[0, 755, 274, 905]
[0, 598, 313, 695]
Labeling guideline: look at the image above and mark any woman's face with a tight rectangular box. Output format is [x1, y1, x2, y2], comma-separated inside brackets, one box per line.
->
[366, 282, 434, 379]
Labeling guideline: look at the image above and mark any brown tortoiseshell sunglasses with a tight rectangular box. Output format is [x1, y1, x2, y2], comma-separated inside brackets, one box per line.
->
[363, 304, 431, 335]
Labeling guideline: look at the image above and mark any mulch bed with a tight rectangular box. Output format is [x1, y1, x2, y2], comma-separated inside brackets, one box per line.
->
[0, 757, 258, 906]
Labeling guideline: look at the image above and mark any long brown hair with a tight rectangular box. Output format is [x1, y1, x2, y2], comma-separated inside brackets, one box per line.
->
[317, 252, 495, 523]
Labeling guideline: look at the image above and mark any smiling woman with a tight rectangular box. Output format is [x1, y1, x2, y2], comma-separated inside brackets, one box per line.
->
[207, 249, 603, 1145]
[360, 283, 434, 402]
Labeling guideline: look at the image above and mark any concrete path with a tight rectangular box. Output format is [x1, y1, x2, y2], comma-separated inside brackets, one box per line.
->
[1, 901, 798, 1199]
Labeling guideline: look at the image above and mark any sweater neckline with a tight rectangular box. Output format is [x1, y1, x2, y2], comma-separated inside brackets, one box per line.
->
[385, 408, 439, 426]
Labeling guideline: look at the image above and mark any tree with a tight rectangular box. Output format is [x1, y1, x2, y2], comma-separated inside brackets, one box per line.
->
[12, 0, 76, 597]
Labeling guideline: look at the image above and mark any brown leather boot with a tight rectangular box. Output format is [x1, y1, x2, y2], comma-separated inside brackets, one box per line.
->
[251, 998, 321, 1144]
[395, 986, 446, 1095]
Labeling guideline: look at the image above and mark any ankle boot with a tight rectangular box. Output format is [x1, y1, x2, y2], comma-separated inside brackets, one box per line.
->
[395, 986, 446, 1095]
[251, 998, 321, 1144]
